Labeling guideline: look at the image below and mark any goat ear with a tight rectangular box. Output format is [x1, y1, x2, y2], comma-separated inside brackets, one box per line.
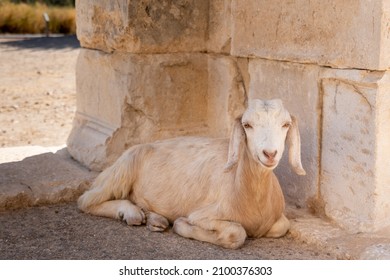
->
[287, 115, 306, 175]
[224, 116, 245, 172]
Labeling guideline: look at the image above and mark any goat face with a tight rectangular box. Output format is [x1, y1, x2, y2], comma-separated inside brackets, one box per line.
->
[241, 99, 291, 170]
[225, 99, 306, 175]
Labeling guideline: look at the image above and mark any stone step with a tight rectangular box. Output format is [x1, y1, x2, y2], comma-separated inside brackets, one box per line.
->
[287, 207, 390, 260]
[0, 146, 97, 211]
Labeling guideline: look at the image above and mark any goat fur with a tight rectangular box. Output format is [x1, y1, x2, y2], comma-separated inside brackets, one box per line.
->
[78, 99, 305, 249]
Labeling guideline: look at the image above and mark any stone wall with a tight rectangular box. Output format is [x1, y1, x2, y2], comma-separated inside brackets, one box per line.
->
[68, 0, 390, 233]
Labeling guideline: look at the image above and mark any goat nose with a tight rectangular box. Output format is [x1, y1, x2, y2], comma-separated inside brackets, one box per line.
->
[263, 150, 277, 160]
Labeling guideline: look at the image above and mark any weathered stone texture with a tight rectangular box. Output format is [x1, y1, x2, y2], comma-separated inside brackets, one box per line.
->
[207, 55, 246, 137]
[231, 0, 390, 70]
[67, 49, 246, 170]
[68, 49, 211, 170]
[320, 70, 390, 232]
[76, 0, 209, 53]
[0, 151, 96, 211]
[376, 75, 390, 227]
[207, 0, 232, 54]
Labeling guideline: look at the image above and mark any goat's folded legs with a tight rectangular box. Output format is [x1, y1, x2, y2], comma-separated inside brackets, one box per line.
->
[173, 217, 247, 249]
[84, 199, 146, 226]
[264, 214, 290, 238]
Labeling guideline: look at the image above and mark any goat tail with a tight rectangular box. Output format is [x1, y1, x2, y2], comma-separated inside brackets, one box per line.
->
[78, 144, 151, 213]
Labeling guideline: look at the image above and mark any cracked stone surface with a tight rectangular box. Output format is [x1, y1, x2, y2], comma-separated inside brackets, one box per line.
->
[0, 148, 96, 211]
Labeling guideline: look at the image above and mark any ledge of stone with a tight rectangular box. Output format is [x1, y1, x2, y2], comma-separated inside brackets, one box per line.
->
[0, 146, 97, 211]
[287, 207, 390, 259]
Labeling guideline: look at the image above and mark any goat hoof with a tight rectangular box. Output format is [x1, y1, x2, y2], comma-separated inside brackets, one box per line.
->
[172, 217, 192, 237]
[146, 212, 169, 232]
[147, 224, 167, 232]
[122, 209, 146, 226]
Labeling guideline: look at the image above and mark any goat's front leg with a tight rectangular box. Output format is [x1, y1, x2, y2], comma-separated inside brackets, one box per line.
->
[85, 200, 146, 226]
[172, 217, 247, 249]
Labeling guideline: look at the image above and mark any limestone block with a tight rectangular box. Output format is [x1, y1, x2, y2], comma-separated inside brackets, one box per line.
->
[76, 0, 209, 53]
[0, 151, 95, 211]
[68, 49, 209, 170]
[207, 55, 247, 137]
[248, 59, 321, 208]
[231, 0, 390, 70]
[207, 0, 232, 54]
[321, 69, 390, 232]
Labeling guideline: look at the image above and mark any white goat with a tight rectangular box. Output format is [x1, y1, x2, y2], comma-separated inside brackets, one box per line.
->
[78, 99, 306, 249]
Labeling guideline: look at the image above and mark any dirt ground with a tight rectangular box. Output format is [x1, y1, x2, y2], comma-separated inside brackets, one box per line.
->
[0, 202, 336, 260]
[0, 36, 337, 260]
[0, 35, 79, 147]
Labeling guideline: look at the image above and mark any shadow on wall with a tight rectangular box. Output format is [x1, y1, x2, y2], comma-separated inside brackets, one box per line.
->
[0, 35, 79, 50]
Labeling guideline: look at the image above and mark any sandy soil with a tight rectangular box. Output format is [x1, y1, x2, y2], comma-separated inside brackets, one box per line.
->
[0, 35, 79, 147]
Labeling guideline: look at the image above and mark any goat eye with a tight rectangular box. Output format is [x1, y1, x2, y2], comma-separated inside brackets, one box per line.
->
[282, 122, 291, 129]
[243, 123, 252, 129]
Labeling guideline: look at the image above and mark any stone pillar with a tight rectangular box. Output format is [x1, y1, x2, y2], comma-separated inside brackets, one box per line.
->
[68, 51, 210, 170]
[320, 69, 390, 232]
[68, 0, 245, 170]
[69, 0, 390, 232]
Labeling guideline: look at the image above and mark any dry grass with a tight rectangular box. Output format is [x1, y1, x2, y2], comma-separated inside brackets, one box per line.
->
[0, 1, 75, 34]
